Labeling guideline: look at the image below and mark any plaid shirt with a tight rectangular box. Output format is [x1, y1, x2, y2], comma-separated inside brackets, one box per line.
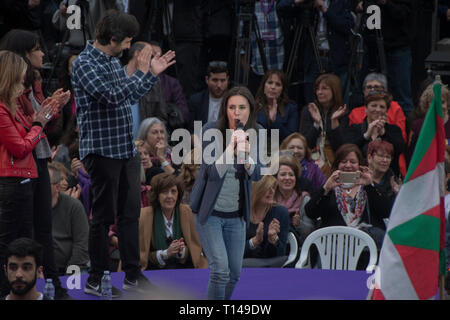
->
[71, 41, 158, 160]
[251, 1, 284, 75]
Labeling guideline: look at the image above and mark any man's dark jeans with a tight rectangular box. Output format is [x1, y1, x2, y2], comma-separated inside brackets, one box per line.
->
[82, 154, 141, 282]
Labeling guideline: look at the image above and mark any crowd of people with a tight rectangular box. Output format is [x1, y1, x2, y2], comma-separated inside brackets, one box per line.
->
[0, 0, 449, 300]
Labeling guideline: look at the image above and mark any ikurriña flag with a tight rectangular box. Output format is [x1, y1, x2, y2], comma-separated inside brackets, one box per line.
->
[371, 79, 446, 300]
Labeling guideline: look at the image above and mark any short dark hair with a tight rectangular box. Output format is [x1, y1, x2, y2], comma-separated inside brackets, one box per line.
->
[5, 238, 43, 269]
[128, 41, 147, 61]
[331, 144, 363, 172]
[207, 61, 229, 76]
[95, 10, 139, 46]
[148, 173, 184, 209]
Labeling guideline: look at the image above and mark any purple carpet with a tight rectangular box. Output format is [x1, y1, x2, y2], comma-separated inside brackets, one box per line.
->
[36, 268, 371, 300]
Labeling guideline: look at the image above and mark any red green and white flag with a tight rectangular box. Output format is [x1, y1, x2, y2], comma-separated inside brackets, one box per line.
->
[371, 81, 446, 300]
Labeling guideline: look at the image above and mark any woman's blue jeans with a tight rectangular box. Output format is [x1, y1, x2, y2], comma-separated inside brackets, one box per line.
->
[194, 214, 246, 300]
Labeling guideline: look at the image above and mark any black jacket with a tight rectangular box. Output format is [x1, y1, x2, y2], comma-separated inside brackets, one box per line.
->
[188, 89, 210, 132]
[344, 120, 405, 176]
[306, 185, 392, 231]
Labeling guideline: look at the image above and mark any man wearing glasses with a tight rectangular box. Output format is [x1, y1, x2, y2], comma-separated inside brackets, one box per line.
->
[188, 61, 230, 132]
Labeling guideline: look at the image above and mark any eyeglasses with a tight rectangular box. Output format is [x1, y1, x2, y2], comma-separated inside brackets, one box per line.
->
[279, 150, 294, 157]
[365, 85, 384, 91]
[208, 61, 227, 68]
[374, 153, 392, 160]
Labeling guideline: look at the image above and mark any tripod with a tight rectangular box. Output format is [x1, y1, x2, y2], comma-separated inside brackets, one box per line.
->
[342, 8, 387, 108]
[232, 2, 268, 86]
[284, 4, 324, 85]
[44, 0, 89, 94]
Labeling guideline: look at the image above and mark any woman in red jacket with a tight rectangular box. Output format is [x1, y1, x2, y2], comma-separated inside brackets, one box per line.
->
[0, 50, 54, 295]
[0, 29, 70, 299]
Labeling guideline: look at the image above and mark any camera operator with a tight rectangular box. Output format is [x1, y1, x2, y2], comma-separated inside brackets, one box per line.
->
[277, 0, 355, 104]
[240, 0, 286, 96]
[355, 0, 414, 116]
[52, 0, 124, 53]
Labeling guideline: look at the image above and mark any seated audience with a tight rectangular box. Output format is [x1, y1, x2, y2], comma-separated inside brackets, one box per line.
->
[305, 144, 393, 250]
[274, 155, 315, 244]
[348, 72, 407, 177]
[139, 173, 208, 270]
[345, 91, 405, 177]
[348, 73, 407, 141]
[244, 176, 290, 267]
[280, 133, 326, 191]
[137, 117, 176, 175]
[48, 164, 89, 275]
[188, 60, 230, 132]
[255, 69, 298, 145]
[299, 73, 347, 178]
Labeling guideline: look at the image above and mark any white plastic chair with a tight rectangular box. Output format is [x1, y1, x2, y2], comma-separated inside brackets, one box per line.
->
[282, 232, 299, 268]
[295, 226, 378, 272]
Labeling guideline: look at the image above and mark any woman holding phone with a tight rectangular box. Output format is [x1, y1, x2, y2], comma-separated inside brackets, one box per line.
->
[190, 86, 263, 300]
[305, 144, 392, 250]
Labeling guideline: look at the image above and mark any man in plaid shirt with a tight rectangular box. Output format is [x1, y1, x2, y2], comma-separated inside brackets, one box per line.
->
[71, 10, 175, 297]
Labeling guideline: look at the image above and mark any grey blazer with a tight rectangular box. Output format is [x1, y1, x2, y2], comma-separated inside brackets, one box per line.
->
[189, 121, 265, 225]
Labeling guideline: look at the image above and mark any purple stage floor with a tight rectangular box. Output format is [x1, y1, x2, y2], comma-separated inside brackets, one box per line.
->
[36, 268, 371, 300]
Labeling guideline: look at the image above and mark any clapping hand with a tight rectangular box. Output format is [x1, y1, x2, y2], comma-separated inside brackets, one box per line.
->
[155, 141, 166, 162]
[308, 102, 322, 125]
[252, 222, 264, 247]
[390, 175, 402, 194]
[167, 238, 185, 258]
[33, 100, 58, 126]
[291, 210, 301, 228]
[331, 104, 347, 129]
[150, 50, 176, 76]
[268, 218, 280, 245]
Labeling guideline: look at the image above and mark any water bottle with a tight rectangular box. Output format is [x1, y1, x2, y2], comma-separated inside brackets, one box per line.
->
[101, 271, 112, 300]
[43, 279, 55, 300]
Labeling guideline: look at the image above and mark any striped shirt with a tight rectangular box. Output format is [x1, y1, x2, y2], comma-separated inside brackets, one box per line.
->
[71, 41, 158, 160]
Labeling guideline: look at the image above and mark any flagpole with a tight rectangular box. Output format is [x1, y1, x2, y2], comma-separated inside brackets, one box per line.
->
[439, 275, 445, 300]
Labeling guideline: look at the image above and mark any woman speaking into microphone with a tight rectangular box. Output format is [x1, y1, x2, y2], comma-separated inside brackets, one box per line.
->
[190, 86, 264, 300]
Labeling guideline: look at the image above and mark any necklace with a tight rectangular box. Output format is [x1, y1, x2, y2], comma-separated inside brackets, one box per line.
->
[344, 188, 352, 195]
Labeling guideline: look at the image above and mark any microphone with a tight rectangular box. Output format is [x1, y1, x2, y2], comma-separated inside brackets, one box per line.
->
[235, 120, 246, 164]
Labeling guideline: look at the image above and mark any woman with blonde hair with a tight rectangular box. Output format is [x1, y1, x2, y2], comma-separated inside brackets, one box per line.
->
[243, 175, 290, 267]
[0, 50, 55, 294]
